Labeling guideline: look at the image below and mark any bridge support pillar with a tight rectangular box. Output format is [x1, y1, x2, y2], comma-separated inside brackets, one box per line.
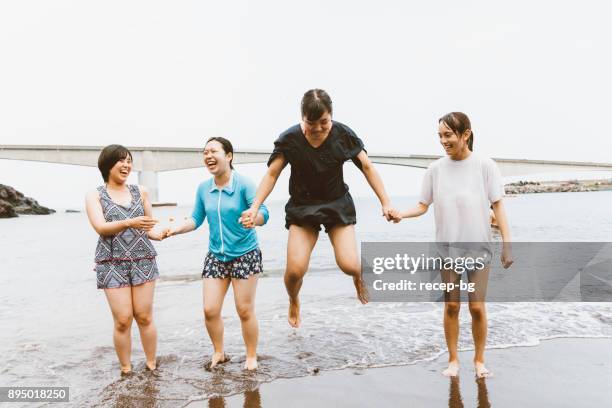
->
[138, 150, 159, 202]
[138, 171, 159, 202]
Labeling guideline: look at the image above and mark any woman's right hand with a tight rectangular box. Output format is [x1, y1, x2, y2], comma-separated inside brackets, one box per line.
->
[127, 216, 158, 231]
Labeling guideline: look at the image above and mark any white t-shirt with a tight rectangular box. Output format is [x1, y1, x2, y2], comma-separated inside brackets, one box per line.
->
[419, 153, 504, 243]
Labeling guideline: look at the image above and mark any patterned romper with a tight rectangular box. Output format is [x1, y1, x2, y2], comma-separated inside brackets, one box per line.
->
[94, 185, 159, 289]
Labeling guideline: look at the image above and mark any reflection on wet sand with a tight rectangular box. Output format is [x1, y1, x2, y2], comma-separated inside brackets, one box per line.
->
[448, 377, 463, 408]
[476, 378, 491, 408]
[94, 354, 268, 407]
[208, 389, 262, 408]
[99, 370, 262, 408]
[448, 377, 491, 408]
[100, 370, 161, 408]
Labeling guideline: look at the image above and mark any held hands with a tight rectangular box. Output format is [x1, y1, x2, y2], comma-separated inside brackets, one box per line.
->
[148, 228, 171, 241]
[155, 225, 182, 240]
[239, 208, 258, 229]
[128, 216, 158, 231]
[382, 205, 402, 223]
[387, 208, 403, 224]
[128, 216, 179, 241]
[127, 216, 172, 241]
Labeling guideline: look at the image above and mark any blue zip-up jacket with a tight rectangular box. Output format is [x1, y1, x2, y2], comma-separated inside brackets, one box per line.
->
[191, 171, 269, 261]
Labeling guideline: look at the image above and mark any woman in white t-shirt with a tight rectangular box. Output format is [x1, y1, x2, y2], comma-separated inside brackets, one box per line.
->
[390, 112, 513, 378]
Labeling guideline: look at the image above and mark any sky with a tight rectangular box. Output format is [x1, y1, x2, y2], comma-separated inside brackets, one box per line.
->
[0, 1, 610, 207]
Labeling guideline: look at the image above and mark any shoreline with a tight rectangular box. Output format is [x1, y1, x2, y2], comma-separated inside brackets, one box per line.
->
[504, 178, 612, 194]
[3, 188, 612, 218]
[191, 337, 612, 407]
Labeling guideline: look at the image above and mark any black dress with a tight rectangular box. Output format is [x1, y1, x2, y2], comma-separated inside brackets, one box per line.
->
[267, 121, 365, 232]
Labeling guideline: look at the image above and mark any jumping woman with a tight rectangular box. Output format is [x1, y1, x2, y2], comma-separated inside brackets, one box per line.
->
[242, 89, 397, 328]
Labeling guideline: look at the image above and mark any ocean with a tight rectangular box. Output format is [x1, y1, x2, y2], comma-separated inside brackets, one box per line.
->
[1, 191, 611, 406]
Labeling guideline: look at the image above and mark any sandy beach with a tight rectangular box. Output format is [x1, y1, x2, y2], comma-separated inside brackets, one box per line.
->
[190, 338, 612, 408]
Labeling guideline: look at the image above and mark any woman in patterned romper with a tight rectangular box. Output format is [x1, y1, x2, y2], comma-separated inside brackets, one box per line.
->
[166, 137, 269, 371]
[85, 144, 167, 376]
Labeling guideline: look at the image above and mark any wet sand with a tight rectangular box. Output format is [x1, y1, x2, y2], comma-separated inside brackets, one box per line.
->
[190, 338, 612, 408]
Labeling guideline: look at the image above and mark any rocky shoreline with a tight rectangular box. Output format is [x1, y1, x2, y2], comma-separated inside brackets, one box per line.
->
[0, 184, 55, 218]
[504, 178, 612, 194]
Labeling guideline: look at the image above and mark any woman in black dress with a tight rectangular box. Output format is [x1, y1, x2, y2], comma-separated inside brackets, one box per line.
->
[241, 89, 397, 327]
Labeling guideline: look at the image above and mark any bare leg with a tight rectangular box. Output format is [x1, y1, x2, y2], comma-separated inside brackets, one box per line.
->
[469, 266, 492, 378]
[104, 287, 134, 374]
[441, 268, 461, 376]
[203, 277, 231, 368]
[442, 301, 461, 377]
[328, 224, 368, 304]
[232, 274, 259, 370]
[132, 280, 157, 370]
[469, 302, 491, 377]
[284, 225, 319, 328]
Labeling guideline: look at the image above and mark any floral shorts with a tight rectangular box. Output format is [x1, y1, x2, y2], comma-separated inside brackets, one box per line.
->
[202, 248, 263, 279]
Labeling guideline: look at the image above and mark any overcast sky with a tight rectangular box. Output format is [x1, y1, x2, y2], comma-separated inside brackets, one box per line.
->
[1, 1, 610, 207]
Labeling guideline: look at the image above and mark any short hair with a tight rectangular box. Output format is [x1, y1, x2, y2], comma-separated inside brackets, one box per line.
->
[97, 144, 133, 182]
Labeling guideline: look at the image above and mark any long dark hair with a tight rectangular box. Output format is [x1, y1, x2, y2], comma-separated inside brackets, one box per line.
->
[301, 89, 333, 121]
[98, 144, 133, 182]
[439, 112, 474, 151]
[205, 137, 234, 169]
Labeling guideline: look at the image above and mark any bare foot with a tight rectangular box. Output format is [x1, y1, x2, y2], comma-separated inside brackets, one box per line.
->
[354, 276, 369, 304]
[475, 361, 493, 378]
[288, 298, 301, 328]
[145, 360, 157, 371]
[244, 356, 258, 370]
[208, 351, 229, 370]
[442, 360, 460, 377]
[145, 366, 160, 377]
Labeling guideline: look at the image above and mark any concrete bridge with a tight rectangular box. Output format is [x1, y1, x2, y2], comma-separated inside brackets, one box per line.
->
[1, 145, 611, 201]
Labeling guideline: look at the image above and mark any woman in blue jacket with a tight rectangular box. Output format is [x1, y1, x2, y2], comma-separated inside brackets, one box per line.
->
[167, 137, 269, 370]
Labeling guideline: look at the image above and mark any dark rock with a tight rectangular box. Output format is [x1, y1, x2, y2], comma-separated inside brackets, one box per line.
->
[0, 184, 55, 218]
[0, 199, 18, 218]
